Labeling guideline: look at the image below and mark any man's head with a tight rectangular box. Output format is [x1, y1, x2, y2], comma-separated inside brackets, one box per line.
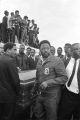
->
[64, 43, 71, 57]
[32, 19, 35, 24]
[4, 42, 17, 57]
[11, 12, 14, 16]
[30, 49, 35, 57]
[71, 43, 80, 59]
[19, 44, 25, 54]
[4, 10, 9, 16]
[39, 40, 51, 59]
[24, 16, 28, 20]
[28, 20, 30, 23]
[26, 47, 31, 56]
[15, 10, 19, 16]
[57, 47, 63, 56]
[50, 46, 55, 56]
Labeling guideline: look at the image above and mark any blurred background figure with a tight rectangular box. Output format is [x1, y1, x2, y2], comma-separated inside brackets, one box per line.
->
[50, 45, 56, 56]
[28, 49, 37, 70]
[26, 47, 31, 57]
[16, 44, 29, 70]
[0, 43, 4, 55]
[2, 10, 9, 43]
[21, 16, 28, 44]
[14, 10, 22, 43]
[9, 12, 15, 43]
[0, 22, 2, 42]
[63, 43, 72, 67]
[35, 50, 42, 63]
[28, 19, 35, 46]
[57, 47, 64, 59]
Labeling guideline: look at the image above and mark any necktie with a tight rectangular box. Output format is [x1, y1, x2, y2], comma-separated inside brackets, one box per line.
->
[77, 60, 80, 93]
[65, 57, 71, 68]
[67, 59, 77, 87]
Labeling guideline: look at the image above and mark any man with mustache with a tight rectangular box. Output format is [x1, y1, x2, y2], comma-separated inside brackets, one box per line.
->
[32, 40, 67, 120]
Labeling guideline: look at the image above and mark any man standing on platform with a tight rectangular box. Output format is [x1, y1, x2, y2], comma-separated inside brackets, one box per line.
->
[2, 10, 9, 43]
[14, 10, 22, 43]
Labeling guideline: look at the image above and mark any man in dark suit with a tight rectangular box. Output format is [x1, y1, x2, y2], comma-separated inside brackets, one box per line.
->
[26, 47, 31, 57]
[0, 42, 20, 120]
[58, 43, 80, 120]
[16, 44, 29, 70]
[32, 40, 67, 120]
[2, 10, 9, 43]
[57, 47, 64, 59]
[29, 49, 37, 70]
[62, 43, 71, 67]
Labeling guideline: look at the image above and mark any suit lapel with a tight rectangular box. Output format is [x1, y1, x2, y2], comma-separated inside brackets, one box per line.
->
[77, 60, 80, 93]
[65, 57, 71, 68]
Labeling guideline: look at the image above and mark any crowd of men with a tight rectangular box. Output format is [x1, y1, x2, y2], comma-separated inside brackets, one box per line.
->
[0, 10, 39, 48]
[0, 41, 80, 120]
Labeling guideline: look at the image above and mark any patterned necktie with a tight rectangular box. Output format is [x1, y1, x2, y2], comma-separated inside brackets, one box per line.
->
[67, 59, 77, 87]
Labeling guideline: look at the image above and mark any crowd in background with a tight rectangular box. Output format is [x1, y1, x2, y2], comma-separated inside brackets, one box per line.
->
[0, 42, 67, 71]
[0, 42, 72, 71]
[0, 10, 39, 48]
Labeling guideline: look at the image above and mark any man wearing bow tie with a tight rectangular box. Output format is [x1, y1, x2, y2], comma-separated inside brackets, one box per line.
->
[58, 43, 80, 120]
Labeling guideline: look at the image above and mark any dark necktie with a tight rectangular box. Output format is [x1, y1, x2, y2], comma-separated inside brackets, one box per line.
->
[65, 57, 71, 68]
[67, 59, 77, 87]
[77, 60, 80, 93]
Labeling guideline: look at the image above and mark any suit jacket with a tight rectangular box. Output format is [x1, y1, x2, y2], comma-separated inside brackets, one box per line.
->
[0, 54, 20, 103]
[2, 16, 8, 30]
[62, 56, 71, 68]
[28, 56, 37, 70]
[16, 53, 29, 71]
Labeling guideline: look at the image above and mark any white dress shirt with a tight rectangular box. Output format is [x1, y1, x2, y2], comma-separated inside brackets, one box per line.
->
[66, 57, 80, 94]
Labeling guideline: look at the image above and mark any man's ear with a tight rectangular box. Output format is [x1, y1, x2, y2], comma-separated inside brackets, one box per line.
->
[6, 49, 10, 53]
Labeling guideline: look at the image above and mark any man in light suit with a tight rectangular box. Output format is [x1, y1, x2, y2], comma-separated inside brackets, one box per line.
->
[58, 43, 80, 120]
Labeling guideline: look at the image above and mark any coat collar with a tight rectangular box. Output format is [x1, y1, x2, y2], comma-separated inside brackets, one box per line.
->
[40, 55, 53, 65]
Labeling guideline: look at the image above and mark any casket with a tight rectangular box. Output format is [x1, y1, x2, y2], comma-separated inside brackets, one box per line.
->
[17, 70, 36, 108]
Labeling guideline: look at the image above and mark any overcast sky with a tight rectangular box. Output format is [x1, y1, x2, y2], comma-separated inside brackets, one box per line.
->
[0, 0, 80, 48]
